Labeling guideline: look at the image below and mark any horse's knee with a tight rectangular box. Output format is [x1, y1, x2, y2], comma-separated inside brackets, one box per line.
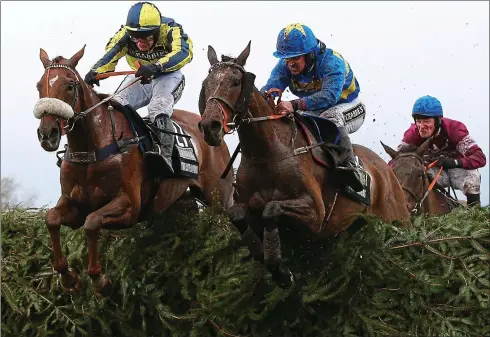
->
[263, 201, 282, 220]
[226, 203, 247, 221]
[45, 208, 61, 228]
[83, 212, 103, 235]
[226, 203, 249, 233]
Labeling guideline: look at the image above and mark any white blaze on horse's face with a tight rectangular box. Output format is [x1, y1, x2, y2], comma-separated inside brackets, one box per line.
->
[212, 70, 226, 82]
[33, 97, 75, 120]
[49, 75, 59, 88]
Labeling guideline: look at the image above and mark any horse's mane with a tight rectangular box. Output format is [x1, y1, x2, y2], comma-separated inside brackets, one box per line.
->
[398, 144, 419, 154]
[52, 56, 66, 64]
[95, 92, 111, 100]
[221, 55, 236, 62]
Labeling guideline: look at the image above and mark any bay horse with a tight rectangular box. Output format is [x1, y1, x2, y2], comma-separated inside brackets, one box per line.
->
[34, 46, 234, 296]
[381, 139, 460, 215]
[197, 42, 411, 288]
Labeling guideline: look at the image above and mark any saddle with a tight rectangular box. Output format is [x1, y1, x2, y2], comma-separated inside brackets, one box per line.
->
[56, 101, 199, 180]
[118, 103, 199, 179]
[293, 112, 371, 206]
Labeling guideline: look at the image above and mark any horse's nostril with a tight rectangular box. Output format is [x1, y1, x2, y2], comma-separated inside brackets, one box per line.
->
[210, 120, 222, 132]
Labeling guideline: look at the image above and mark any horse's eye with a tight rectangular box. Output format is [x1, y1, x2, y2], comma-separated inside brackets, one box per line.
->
[232, 78, 241, 86]
[67, 82, 75, 90]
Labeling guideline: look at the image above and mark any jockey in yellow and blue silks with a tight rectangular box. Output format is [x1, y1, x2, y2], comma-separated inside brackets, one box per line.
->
[84, 1, 193, 175]
[261, 23, 366, 192]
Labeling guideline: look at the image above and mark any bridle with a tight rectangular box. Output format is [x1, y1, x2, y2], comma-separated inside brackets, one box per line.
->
[43, 62, 141, 132]
[44, 63, 84, 131]
[40, 63, 144, 165]
[391, 153, 444, 213]
[199, 61, 288, 134]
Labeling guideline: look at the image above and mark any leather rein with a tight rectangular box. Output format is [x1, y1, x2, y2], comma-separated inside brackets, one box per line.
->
[391, 153, 446, 213]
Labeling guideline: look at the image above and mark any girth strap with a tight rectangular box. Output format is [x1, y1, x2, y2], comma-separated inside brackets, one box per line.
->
[62, 136, 145, 164]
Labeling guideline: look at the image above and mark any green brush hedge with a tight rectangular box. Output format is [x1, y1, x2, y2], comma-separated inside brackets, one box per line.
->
[2, 202, 489, 337]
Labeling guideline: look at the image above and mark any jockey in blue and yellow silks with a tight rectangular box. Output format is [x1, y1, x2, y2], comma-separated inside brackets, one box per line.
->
[261, 23, 367, 192]
[84, 1, 193, 175]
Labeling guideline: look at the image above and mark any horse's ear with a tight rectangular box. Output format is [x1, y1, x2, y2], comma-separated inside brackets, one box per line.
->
[236, 40, 251, 67]
[68, 45, 86, 68]
[415, 137, 432, 157]
[40, 48, 50, 68]
[380, 141, 399, 160]
[207, 45, 218, 66]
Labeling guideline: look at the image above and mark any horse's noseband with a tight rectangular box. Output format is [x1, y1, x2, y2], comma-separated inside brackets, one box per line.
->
[201, 62, 256, 132]
[44, 63, 84, 131]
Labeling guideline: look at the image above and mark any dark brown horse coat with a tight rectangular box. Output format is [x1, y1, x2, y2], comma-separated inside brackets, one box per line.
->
[382, 139, 459, 215]
[198, 42, 411, 287]
[34, 46, 234, 296]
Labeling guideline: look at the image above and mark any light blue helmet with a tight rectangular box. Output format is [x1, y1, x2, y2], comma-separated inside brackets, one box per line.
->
[273, 23, 318, 59]
[412, 95, 443, 118]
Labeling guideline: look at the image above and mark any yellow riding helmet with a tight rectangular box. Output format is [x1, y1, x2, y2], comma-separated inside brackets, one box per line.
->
[126, 2, 161, 32]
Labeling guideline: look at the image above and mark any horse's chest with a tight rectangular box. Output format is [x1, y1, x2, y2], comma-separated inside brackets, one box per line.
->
[62, 161, 123, 207]
[241, 178, 303, 212]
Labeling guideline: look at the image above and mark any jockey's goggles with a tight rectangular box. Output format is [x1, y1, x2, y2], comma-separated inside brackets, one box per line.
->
[129, 30, 156, 42]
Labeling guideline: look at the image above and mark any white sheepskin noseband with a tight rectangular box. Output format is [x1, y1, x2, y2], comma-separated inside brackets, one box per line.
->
[33, 97, 75, 119]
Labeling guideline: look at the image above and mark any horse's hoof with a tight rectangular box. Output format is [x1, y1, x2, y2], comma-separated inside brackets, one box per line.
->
[92, 275, 113, 297]
[59, 268, 81, 293]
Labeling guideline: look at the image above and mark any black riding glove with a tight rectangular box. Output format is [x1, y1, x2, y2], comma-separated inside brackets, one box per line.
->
[135, 63, 162, 84]
[437, 156, 462, 169]
[84, 70, 100, 87]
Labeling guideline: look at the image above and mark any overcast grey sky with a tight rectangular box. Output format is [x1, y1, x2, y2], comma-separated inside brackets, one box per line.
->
[1, 1, 488, 206]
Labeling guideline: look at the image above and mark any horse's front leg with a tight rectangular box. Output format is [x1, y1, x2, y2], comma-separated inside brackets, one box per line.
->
[226, 203, 264, 263]
[83, 194, 135, 297]
[45, 196, 84, 292]
[262, 196, 324, 288]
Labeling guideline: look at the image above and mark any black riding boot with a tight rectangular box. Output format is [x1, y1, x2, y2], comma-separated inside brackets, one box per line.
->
[336, 127, 364, 192]
[145, 114, 175, 176]
[466, 193, 480, 207]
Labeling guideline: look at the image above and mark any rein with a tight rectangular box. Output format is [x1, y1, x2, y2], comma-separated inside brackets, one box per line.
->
[392, 154, 447, 213]
[95, 70, 136, 80]
[67, 76, 142, 131]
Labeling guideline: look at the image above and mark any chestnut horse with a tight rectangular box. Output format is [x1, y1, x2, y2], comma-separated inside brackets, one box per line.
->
[197, 42, 411, 288]
[34, 46, 234, 296]
[381, 139, 460, 215]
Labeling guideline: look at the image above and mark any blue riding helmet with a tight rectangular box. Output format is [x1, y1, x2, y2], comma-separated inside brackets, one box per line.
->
[412, 95, 443, 118]
[273, 23, 318, 59]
